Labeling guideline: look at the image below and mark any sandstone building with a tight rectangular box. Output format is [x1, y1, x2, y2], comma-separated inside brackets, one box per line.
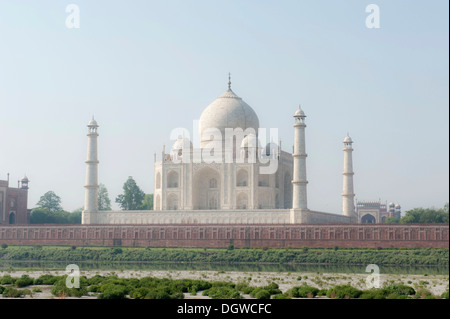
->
[0, 175, 30, 224]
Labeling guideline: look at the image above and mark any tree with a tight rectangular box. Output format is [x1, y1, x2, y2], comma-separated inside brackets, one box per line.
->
[141, 194, 153, 210]
[30, 207, 82, 224]
[69, 208, 82, 224]
[30, 208, 50, 224]
[441, 202, 449, 214]
[400, 205, 449, 224]
[36, 191, 62, 212]
[385, 217, 400, 223]
[30, 208, 66, 224]
[115, 176, 145, 210]
[98, 184, 112, 211]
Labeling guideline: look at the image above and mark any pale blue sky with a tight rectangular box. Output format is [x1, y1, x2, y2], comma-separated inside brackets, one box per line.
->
[0, 0, 448, 213]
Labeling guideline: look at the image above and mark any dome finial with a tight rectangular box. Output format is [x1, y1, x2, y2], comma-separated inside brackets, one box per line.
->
[228, 72, 231, 90]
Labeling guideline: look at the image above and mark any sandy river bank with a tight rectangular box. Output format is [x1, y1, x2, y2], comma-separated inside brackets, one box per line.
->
[1, 269, 448, 299]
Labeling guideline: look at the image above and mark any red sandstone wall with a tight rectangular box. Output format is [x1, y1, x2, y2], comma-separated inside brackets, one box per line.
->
[0, 224, 448, 248]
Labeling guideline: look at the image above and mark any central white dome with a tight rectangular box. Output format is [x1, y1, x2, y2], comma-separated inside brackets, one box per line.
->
[199, 87, 259, 147]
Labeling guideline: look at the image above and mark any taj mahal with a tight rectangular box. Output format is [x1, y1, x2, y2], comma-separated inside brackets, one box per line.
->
[82, 77, 358, 225]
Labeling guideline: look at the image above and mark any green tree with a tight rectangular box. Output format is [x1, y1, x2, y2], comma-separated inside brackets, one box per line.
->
[30, 208, 81, 224]
[30, 208, 67, 224]
[68, 208, 82, 224]
[141, 194, 153, 210]
[385, 217, 400, 223]
[115, 177, 145, 210]
[30, 208, 50, 224]
[98, 184, 112, 211]
[36, 191, 62, 212]
[400, 205, 449, 224]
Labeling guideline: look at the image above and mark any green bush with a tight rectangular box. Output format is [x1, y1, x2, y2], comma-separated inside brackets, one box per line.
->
[236, 282, 254, 294]
[382, 283, 415, 296]
[317, 289, 328, 296]
[98, 284, 128, 299]
[143, 287, 171, 299]
[34, 274, 60, 285]
[202, 286, 242, 299]
[287, 285, 319, 298]
[0, 286, 5, 294]
[87, 275, 106, 286]
[414, 288, 434, 299]
[211, 281, 235, 289]
[180, 279, 211, 292]
[441, 291, 449, 299]
[262, 282, 281, 295]
[0, 275, 16, 285]
[326, 285, 362, 299]
[50, 285, 87, 298]
[1, 243, 7, 249]
[87, 285, 101, 293]
[15, 275, 34, 288]
[253, 289, 271, 299]
[112, 248, 123, 255]
[2, 287, 25, 298]
[50, 276, 88, 298]
[359, 289, 387, 299]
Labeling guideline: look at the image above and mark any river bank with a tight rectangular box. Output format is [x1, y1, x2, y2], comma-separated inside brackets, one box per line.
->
[1, 268, 448, 299]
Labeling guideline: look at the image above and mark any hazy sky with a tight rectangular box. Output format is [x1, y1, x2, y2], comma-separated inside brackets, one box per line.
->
[0, 0, 448, 214]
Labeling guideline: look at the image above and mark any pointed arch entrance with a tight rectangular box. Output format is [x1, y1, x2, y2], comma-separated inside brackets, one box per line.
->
[193, 167, 220, 210]
[9, 212, 15, 224]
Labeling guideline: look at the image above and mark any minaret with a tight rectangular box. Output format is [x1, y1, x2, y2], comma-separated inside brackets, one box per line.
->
[292, 106, 308, 209]
[82, 118, 99, 224]
[290, 106, 309, 223]
[342, 134, 355, 218]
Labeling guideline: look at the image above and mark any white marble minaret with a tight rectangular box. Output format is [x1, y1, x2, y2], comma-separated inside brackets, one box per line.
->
[82, 118, 99, 224]
[342, 135, 355, 218]
[290, 106, 309, 223]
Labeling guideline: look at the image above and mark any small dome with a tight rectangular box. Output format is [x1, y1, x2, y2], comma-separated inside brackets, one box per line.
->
[172, 136, 193, 150]
[88, 118, 98, 127]
[240, 134, 260, 148]
[343, 135, 353, 143]
[395, 204, 401, 209]
[21, 175, 29, 182]
[389, 202, 395, 207]
[294, 107, 305, 117]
